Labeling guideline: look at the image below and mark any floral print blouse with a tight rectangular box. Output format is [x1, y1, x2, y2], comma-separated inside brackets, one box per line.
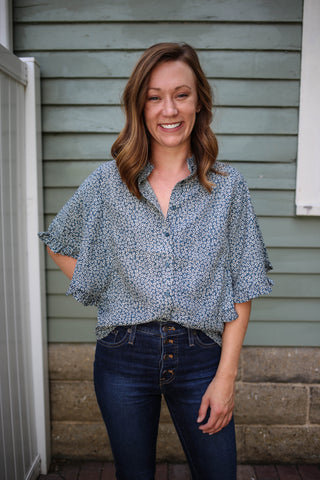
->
[39, 157, 273, 345]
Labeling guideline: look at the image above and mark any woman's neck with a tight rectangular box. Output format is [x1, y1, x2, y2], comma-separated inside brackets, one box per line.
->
[150, 144, 191, 176]
[147, 145, 192, 217]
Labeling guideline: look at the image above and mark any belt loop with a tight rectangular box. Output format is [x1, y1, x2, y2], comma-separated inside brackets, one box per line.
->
[128, 325, 137, 345]
[188, 328, 195, 347]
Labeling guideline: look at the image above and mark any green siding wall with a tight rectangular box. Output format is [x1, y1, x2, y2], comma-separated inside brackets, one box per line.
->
[14, 0, 320, 345]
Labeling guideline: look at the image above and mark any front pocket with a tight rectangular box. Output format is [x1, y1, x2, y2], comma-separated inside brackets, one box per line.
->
[193, 330, 220, 349]
[97, 326, 130, 348]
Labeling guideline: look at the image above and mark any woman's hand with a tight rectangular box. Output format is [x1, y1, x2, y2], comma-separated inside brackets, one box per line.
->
[197, 375, 235, 435]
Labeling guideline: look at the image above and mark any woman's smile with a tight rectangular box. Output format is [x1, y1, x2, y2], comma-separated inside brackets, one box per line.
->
[159, 122, 183, 130]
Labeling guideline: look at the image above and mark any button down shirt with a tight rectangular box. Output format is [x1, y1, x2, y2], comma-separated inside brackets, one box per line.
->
[39, 157, 273, 345]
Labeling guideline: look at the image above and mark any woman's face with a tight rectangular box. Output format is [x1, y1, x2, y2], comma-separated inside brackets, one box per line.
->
[144, 60, 200, 154]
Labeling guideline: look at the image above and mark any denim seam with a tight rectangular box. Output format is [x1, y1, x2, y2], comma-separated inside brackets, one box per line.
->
[163, 397, 199, 480]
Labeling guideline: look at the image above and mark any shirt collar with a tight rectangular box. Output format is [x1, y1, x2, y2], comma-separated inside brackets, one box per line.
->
[137, 161, 154, 185]
[186, 155, 196, 176]
[138, 155, 196, 186]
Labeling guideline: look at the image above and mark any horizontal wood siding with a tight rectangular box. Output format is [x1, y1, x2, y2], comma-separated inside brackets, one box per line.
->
[14, 23, 302, 51]
[13, 0, 303, 22]
[14, 0, 320, 346]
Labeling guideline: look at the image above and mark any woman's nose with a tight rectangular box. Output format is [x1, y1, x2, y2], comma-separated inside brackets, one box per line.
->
[162, 98, 178, 116]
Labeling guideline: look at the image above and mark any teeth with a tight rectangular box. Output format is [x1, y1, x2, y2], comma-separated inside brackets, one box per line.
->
[160, 122, 181, 129]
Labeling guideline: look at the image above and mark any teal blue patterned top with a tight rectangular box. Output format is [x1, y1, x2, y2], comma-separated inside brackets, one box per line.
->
[39, 157, 273, 345]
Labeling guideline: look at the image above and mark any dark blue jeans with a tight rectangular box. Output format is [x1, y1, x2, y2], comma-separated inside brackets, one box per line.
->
[94, 321, 236, 480]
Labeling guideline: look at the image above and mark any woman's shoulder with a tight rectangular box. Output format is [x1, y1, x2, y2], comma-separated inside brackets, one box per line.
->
[211, 161, 246, 186]
[213, 161, 244, 179]
[80, 160, 119, 189]
[71, 160, 119, 205]
[89, 159, 118, 180]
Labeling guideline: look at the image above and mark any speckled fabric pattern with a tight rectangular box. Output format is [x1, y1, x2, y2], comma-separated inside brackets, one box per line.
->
[39, 157, 273, 345]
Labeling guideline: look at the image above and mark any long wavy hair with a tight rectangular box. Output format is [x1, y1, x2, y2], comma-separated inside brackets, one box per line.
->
[111, 42, 220, 198]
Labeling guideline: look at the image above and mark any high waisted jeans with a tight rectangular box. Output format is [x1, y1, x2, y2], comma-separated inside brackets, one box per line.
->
[94, 321, 236, 480]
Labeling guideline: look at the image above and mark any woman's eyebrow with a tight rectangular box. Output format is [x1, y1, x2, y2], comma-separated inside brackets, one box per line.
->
[147, 84, 192, 91]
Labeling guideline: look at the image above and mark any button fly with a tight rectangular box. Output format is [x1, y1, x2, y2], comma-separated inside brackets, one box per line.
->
[162, 325, 175, 332]
[161, 331, 177, 386]
[163, 353, 174, 360]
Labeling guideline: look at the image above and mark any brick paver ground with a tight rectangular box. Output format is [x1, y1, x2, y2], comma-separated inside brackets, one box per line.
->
[38, 462, 320, 480]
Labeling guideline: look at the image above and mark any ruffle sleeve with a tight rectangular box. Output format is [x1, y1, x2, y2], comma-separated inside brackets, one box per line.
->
[38, 164, 110, 307]
[38, 165, 104, 259]
[227, 177, 273, 303]
[38, 190, 85, 258]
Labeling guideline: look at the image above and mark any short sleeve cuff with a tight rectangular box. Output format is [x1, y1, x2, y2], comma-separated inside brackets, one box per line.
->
[233, 277, 274, 303]
[38, 231, 79, 259]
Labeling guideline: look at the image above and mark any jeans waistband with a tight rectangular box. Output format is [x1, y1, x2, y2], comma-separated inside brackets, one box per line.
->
[128, 321, 196, 346]
[137, 320, 191, 335]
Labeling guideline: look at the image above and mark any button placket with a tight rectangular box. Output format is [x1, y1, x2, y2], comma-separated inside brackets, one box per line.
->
[160, 325, 177, 385]
[162, 222, 173, 302]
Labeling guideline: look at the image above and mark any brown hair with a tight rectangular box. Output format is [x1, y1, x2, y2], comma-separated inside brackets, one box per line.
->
[111, 42, 220, 198]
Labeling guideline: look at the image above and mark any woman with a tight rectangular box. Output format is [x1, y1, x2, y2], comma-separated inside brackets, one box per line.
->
[39, 43, 273, 479]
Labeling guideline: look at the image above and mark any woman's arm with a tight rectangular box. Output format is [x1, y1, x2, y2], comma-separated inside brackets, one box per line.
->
[47, 246, 77, 280]
[197, 300, 251, 434]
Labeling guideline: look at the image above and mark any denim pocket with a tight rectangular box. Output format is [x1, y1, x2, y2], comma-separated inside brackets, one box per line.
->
[193, 330, 219, 349]
[97, 326, 130, 348]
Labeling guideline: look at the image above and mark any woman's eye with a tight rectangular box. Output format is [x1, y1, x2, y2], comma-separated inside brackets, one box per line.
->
[148, 96, 159, 101]
[177, 93, 188, 99]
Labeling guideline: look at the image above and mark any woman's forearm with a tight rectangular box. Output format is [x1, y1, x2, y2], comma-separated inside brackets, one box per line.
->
[47, 246, 77, 280]
[197, 301, 251, 434]
[217, 300, 252, 381]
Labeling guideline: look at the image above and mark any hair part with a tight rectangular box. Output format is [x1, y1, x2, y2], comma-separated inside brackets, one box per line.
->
[111, 42, 221, 198]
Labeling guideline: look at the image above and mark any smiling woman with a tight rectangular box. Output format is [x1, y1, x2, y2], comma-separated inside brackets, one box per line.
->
[39, 43, 273, 480]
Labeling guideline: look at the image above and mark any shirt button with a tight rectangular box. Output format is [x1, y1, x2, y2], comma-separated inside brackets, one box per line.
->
[165, 261, 170, 268]
[164, 291, 170, 297]
[171, 205, 176, 210]
[165, 232, 170, 237]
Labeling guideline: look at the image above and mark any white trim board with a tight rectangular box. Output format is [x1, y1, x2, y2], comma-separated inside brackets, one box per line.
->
[0, 44, 27, 85]
[21, 57, 51, 474]
[296, 0, 320, 216]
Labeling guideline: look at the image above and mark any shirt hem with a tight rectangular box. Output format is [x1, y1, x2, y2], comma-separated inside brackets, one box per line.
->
[66, 285, 100, 306]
